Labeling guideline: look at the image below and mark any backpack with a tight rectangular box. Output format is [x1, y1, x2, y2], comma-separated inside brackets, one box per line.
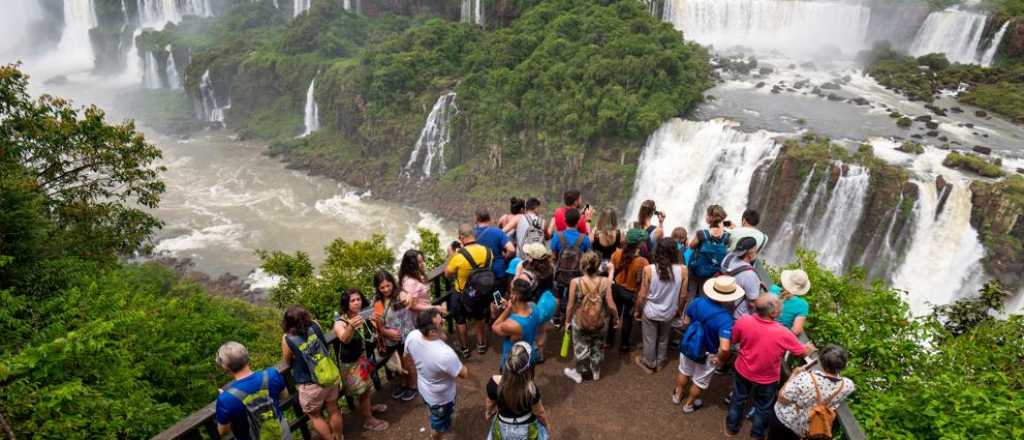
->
[225, 371, 292, 440]
[690, 230, 730, 279]
[574, 277, 608, 332]
[805, 373, 846, 439]
[679, 302, 729, 362]
[554, 232, 584, 287]
[286, 324, 340, 387]
[459, 246, 495, 298]
[521, 213, 545, 249]
[638, 225, 657, 259]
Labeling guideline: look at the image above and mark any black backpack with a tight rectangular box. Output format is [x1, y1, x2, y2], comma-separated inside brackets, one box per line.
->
[555, 232, 584, 287]
[458, 246, 495, 298]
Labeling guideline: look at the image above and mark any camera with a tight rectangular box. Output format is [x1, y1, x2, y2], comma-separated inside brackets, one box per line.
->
[655, 210, 665, 217]
[450, 240, 462, 250]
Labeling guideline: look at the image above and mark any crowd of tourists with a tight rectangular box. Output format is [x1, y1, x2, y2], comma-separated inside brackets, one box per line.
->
[212, 190, 855, 440]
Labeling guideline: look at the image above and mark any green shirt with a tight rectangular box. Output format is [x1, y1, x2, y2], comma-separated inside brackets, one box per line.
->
[774, 295, 809, 330]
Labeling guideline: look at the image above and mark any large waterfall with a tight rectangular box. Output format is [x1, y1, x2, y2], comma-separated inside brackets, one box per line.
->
[461, 0, 485, 26]
[662, 0, 872, 55]
[626, 118, 778, 231]
[404, 92, 457, 178]
[300, 78, 320, 137]
[57, 0, 99, 72]
[909, 9, 993, 65]
[166, 45, 182, 89]
[143, 51, 161, 89]
[980, 21, 1010, 66]
[294, 0, 312, 17]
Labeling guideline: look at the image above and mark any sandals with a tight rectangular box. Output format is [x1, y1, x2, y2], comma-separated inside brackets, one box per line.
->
[371, 403, 388, 413]
[362, 419, 389, 432]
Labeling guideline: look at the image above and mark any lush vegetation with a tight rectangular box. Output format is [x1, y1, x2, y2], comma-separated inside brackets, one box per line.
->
[792, 253, 1023, 439]
[942, 151, 1007, 177]
[862, 44, 1024, 123]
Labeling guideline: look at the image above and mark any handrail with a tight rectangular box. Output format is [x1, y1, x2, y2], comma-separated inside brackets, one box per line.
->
[152, 264, 452, 440]
[793, 333, 867, 440]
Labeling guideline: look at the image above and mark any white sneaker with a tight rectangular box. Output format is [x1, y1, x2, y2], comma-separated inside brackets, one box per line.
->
[672, 392, 681, 405]
[563, 368, 583, 384]
[592, 371, 600, 381]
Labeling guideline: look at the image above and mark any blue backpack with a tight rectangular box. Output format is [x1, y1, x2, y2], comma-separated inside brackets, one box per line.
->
[679, 303, 729, 362]
[690, 230, 730, 279]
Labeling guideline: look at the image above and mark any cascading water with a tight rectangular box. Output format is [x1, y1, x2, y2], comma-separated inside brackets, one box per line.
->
[294, 0, 312, 17]
[802, 165, 871, 271]
[909, 9, 990, 65]
[461, 0, 484, 25]
[404, 92, 457, 178]
[662, 0, 872, 55]
[299, 78, 320, 137]
[166, 45, 182, 89]
[138, 0, 182, 27]
[142, 51, 161, 89]
[56, 0, 99, 72]
[626, 118, 778, 231]
[197, 69, 229, 126]
[762, 165, 817, 265]
[979, 21, 1010, 66]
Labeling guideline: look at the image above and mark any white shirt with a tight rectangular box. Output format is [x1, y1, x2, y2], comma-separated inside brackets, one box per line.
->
[404, 330, 463, 406]
[643, 264, 683, 321]
[774, 370, 855, 436]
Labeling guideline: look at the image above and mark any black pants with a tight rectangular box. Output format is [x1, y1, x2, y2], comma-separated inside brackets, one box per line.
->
[607, 284, 636, 348]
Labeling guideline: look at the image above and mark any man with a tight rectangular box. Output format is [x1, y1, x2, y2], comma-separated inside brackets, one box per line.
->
[550, 208, 592, 256]
[473, 207, 515, 293]
[215, 341, 292, 440]
[721, 236, 763, 319]
[546, 189, 592, 237]
[445, 223, 493, 358]
[515, 197, 546, 259]
[550, 208, 591, 324]
[673, 276, 743, 414]
[405, 309, 472, 440]
[728, 209, 768, 253]
[725, 295, 815, 439]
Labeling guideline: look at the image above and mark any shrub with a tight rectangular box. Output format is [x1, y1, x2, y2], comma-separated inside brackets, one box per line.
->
[942, 151, 1005, 177]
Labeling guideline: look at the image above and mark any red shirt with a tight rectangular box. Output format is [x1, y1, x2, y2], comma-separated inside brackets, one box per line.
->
[553, 206, 589, 234]
[732, 314, 807, 384]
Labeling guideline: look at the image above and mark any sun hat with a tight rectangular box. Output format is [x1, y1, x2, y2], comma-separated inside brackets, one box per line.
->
[702, 276, 746, 302]
[626, 228, 647, 245]
[780, 269, 811, 296]
[524, 243, 550, 260]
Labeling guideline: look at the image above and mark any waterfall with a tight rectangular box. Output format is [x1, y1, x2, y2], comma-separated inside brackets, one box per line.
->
[343, 0, 351, 11]
[198, 69, 229, 126]
[166, 45, 182, 89]
[180, 0, 213, 17]
[404, 92, 457, 178]
[762, 165, 817, 265]
[893, 176, 985, 315]
[462, 0, 483, 25]
[138, 0, 181, 27]
[909, 9, 989, 65]
[57, 0, 99, 72]
[294, 0, 312, 17]
[979, 21, 1010, 66]
[803, 165, 871, 272]
[662, 0, 872, 55]
[626, 118, 779, 231]
[142, 51, 161, 89]
[859, 192, 906, 279]
[300, 78, 320, 137]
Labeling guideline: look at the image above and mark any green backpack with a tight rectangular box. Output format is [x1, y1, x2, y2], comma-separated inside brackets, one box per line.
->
[287, 324, 341, 387]
[225, 370, 292, 440]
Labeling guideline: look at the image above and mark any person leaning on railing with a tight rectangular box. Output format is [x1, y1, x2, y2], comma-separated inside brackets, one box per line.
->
[770, 345, 855, 439]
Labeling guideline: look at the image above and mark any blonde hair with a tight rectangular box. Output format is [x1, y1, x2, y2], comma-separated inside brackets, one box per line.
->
[580, 251, 601, 276]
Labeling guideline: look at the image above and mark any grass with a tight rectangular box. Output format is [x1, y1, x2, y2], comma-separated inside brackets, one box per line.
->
[942, 152, 1006, 178]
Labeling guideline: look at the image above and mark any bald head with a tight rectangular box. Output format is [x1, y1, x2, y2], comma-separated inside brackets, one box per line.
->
[754, 294, 780, 319]
[458, 223, 476, 244]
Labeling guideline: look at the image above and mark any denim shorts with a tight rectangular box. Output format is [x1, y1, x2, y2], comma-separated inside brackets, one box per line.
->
[427, 399, 456, 433]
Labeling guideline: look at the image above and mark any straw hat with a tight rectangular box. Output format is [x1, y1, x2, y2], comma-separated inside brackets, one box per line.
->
[524, 242, 550, 260]
[780, 269, 811, 296]
[703, 276, 746, 302]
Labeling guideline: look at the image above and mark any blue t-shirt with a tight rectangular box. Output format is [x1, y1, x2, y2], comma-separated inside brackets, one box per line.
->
[550, 228, 591, 256]
[474, 225, 509, 278]
[685, 297, 734, 354]
[215, 368, 287, 440]
[773, 294, 810, 330]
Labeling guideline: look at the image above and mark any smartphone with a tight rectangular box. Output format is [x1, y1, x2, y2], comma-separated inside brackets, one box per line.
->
[723, 220, 734, 228]
[584, 203, 591, 212]
[492, 291, 503, 307]
[450, 240, 462, 250]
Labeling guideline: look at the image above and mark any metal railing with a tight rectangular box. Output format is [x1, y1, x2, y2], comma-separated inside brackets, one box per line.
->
[152, 265, 451, 440]
[791, 333, 867, 440]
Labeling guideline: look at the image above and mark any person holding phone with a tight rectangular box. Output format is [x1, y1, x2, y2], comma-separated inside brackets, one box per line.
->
[547, 189, 591, 238]
[491, 279, 544, 370]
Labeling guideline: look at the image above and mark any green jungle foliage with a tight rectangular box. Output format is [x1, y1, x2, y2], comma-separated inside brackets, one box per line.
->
[942, 151, 1006, 177]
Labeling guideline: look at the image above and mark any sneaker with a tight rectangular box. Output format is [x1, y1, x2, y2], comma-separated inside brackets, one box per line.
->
[592, 371, 600, 381]
[723, 395, 731, 405]
[476, 343, 488, 355]
[459, 346, 471, 359]
[672, 392, 682, 405]
[535, 351, 546, 364]
[399, 388, 418, 401]
[563, 368, 583, 384]
[633, 356, 655, 374]
[682, 404, 696, 413]
[390, 386, 405, 400]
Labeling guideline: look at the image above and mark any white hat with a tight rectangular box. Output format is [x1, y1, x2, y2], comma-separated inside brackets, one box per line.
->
[524, 243, 550, 260]
[780, 269, 811, 296]
[702, 276, 746, 302]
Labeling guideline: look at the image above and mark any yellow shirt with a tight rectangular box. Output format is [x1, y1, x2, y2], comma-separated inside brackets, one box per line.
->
[446, 243, 490, 293]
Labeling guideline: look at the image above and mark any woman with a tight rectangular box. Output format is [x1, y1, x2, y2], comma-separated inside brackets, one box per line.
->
[492, 279, 544, 369]
[333, 288, 390, 432]
[688, 204, 729, 297]
[591, 207, 622, 275]
[499, 197, 526, 239]
[372, 271, 417, 401]
[281, 306, 343, 440]
[636, 200, 664, 257]
[399, 249, 445, 314]
[771, 345, 855, 440]
[634, 238, 688, 374]
[564, 252, 619, 383]
[607, 229, 649, 352]
[516, 243, 558, 363]
[775, 269, 811, 335]
[485, 341, 551, 440]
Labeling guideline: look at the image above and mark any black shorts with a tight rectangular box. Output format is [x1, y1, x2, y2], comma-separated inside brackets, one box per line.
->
[450, 290, 489, 324]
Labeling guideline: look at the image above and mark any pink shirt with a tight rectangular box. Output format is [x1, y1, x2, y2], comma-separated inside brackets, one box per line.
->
[402, 277, 430, 309]
[732, 314, 806, 384]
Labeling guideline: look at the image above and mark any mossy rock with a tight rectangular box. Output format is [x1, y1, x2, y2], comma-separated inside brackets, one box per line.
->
[942, 152, 1005, 178]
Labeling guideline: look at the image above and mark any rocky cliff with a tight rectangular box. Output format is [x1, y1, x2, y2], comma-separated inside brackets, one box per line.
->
[970, 175, 1024, 289]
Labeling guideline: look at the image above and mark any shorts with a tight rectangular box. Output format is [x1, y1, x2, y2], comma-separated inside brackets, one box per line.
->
[450, 291, 489, 324]
[297, 383, 340, 414]
[426, 399, 456, 433]
[339, 356, 372, 396]
[678, 353, 716, 390]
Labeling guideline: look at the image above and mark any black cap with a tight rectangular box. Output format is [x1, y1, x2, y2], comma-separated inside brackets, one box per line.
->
[735, 236, 758, 253]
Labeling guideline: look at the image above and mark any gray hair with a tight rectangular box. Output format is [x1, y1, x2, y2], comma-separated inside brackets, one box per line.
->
[216, 341, 250, 373]
[458, 223, 475, 239]
[753, 294, 778, 319]
[819, 344, 849, 374]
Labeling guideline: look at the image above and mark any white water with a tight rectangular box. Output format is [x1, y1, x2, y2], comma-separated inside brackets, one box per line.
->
[909, 9, 989, 65]
[56, 0, 99, 73]
[143, 51, 161, 89]
[294, 0, 312, 17]
[804, 165, 871, 271]
[300, 78, 320, 137]
[626, 118, 779, 231]
[197, 69, 229, 126]
[663, 0, 872, 55]
[461, 0, 484, 26]
[404, 92, 457, 178]
[138, 0, 181, 26]
[763, 165, 817, 265]
[166, 45, 182, 89]
[980, 21, 1010, 66]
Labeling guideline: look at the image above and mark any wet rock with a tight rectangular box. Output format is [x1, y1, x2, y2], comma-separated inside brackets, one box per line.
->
[914, 115, 932, 122]
[771, 85, 783, 94]
[964, 123, 975, 128]
[975, 110, 988, 117]
[938, 136, 949, 142]
[889, 111, 903, 118]
[850, 97, 870, 106]
[938, 144, 951, 150]
[925, 121, 939, 129]
[794, 79, 810, 89]
[983, 134, 989, 138]
[840, 75, 852, 84]
[1017, 168, 1024, 174]
[925, 104, 948, 116]
[827, 93, 845, 101]
[756, 82, 766, 89]
[820, 82, 841, 90]
[973, 145, 992, 155]
[911, 134, 924, 139]
[759, 67, 773, 76]
[811, 87, 824, 96]
[705, 95, 716, 101]
[898, 117, 914, 128]
[800, 62, 816, 70]
[926, 130, 939, 137]
[950, 106, 964, 113]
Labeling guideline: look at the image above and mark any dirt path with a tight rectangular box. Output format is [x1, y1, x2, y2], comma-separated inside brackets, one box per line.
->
[340, 329, 754, 439]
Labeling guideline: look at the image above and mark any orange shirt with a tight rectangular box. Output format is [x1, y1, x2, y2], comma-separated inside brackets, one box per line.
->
[611, 249, 648, 292]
